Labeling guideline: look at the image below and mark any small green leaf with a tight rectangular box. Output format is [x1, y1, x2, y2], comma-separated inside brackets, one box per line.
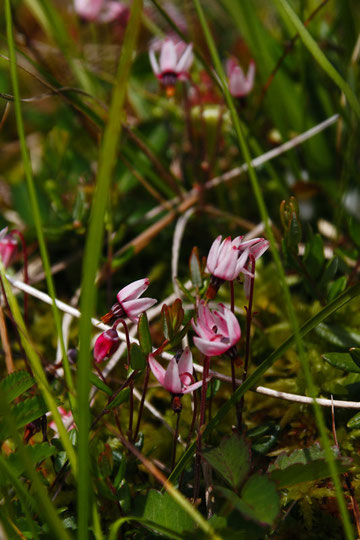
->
[349, 348, 360, 368]
[322, 352, 360, 373]
[161, 304, 172, 340]
[218, 474, 280, 527]
[140, 490, 195, 534]
[321, 257, 338, 286]
[303, 233, 325, 279]
[189, 247, 202, 288]
[89, 373, 112, 396]
[108, 388, 131, 410]
[6, 443, 56, 480]
[130, 343, 147, 371]
[0, 395, 48, 441]
[0, 371, 35, 403]
[268, 445, 351, 488]
[202, 433, 251, 489]
[164, 321, 191, 351]
[287, 212, 301, 252]
[327, 276, 347, 302]
[347, 411, 360, 429]
[138, 312, 152, 355]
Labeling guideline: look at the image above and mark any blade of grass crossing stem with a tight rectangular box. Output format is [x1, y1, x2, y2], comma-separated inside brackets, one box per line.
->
[0, 387, 70, 539]
[76, 1, 143, 537]
[192, 2, 354, 537]
[5, 0, 75, 407]
[273, 0, 360, 120]
[169, 281, 360, 480]
[0, 265, 77, 474]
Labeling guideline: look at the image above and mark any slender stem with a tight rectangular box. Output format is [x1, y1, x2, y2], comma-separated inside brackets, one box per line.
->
[238, 257, 256, 429]
[230, 280, 235, 313]
[115, 319, 131, 368]
[128, 382, 134, 441]
[171, 412, 181, 472]
[194, 355, 210, 502]
[133, 364, 150, 442]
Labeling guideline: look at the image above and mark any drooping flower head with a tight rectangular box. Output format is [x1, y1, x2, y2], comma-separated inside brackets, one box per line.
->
[206, 235, 269, 298]
[101, 278, 157, 325]
[149, 347, 205, 411]
[74, 0, 128, 23]
[93, 328, 120, 363]
[149, 38, 194, 97]
[226, 58, 255, 98]
[192, 301, 241, 358]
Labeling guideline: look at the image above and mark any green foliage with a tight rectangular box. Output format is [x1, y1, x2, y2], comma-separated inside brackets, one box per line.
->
[0, 370, 35, 402]
[138, 312, 152, 354]
[138, 490, 196, 534]
[130, 343, 147, 370]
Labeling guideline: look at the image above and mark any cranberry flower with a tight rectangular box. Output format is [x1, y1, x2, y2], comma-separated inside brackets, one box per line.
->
[74, 0, 127, 23]
[149, 38, 193, 96]
[148, 347, 204, 395]
[102, 278, 157, 325]
[226, 58, 255, 98]
[192, 301, 241, 357]
[93, 328, 120, 363]
[48, 407, 76, 436]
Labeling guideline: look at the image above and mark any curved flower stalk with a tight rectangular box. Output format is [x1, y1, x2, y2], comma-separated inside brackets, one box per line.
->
[192, 301, 241, 357]
[226, 58, 255, 98]
[149, 347, 204, 398]
[149, 38, 194, 96]
[93, 327, 120, 363]
[101, 278, 157, 325]
[74, 0, 128, 23]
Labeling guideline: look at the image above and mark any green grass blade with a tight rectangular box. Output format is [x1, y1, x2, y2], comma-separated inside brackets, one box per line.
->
[0, 266, 77, 475]
[191, 3, 354, 536]
[5, 0, 75, 404]
[76, 1, 143, 537]
[273, 0, 360, 119]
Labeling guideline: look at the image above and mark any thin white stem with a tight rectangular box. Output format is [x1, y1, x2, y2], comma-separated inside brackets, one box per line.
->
[143, 114, 339, 222]
[7, 274, 360, 410]
[171, 208, 195, 297]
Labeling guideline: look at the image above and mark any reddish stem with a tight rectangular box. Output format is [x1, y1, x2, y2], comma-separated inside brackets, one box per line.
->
[171, 412, 181, 472]
[193, 355, 210, 502]
[133, 363, 150, 443]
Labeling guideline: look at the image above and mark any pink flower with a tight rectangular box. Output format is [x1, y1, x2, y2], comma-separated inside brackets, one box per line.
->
[148, 347, 204, 395]
[102, 278, 157, 324]
[226, 58, 255, 98]
[74, 0, 127, 23]
[0, 229, 18, 268]
[192, 301, 241, 357]
[49, 407, 76, 436]
[149, 38, 193, 95]
[93, 328, 120, 363]
[207, 235, 251, 282]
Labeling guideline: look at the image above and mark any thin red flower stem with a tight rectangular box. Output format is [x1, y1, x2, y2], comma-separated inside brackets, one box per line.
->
[238, 256, 256, 429]
[193, 355, 210, 502]
[171, 411, 181, 472]
[114, 318, 131, 368]
[133, 363, 150, 442]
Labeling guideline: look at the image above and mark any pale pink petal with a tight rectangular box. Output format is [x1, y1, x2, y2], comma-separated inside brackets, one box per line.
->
[244, 60, 255, 94]
[251, 239, 269, 260]
[193, 336, 230, 356]
[159, 40, 177, 72]
[214, 244, 238, 280]
[237, 237, 263, 250]
[74, 0, 103, 20]
[149, 47, 160, 76]
[226, 57, 238, 77]
[235, 248, 250, 275]
[182, 378, 210, 394]
[164, 358, 182, 393]
[148, 354, 166, 385]
[229, 66, 247, 97]
[223, 307, 241, 345]
[122, 297, 157, 323]
[117, 278, 150, 303]
[178, 347, 193, 376]
[206, 235, 222, 274]
[176, 43, 193, 73]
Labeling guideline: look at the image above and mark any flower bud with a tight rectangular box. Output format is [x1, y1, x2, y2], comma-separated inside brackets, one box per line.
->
[93, 329, 120, 363]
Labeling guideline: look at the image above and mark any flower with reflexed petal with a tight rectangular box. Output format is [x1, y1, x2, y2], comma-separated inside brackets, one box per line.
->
[192, 301, 241, 358]
[149, 347, 205, 398]
[101, 278, 157, 325]
[149, 38, 193, 96]
[93, 328, 120, 363]
[226, 58, 255, 98]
